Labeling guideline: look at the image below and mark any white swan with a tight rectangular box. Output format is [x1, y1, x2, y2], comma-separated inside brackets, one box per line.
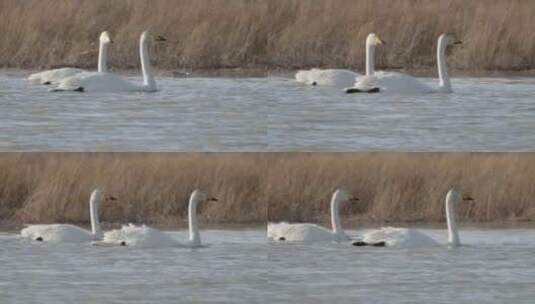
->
[346, 33, 461, 94]
[99, 190, 217, 247]
[20, 189, 104, 242]
[294, 35, 384, 88]
[295, 69, 361, 88]
[28, 31, 112, 85]
[354, 190, 473, 248]
[53, 31, 163, 93]
[267, 189, 359, 242]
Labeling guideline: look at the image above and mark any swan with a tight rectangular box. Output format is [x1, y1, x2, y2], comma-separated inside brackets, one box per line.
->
[354, 189, 474, 248]
[28, 31, 112, 85]
[98, 190, 217, 247]
[295, 69, 361, 88]
[294, 34, 384, 88]
[20, 189, 106, 242]
[52, 31, 164, 93]
[267, 189, 359, 242]
[346, 33, 461, 94]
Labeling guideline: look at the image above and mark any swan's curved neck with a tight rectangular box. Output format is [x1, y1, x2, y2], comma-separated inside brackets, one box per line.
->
[445, 194, 460, 247]
[140, 36, 156, 91]
[437, 37, 451, 92]
[98, 41, 108, 73]
[188, 196, 201, 246]
[89, 194, 102, 239]
[330, 195, 343, 235]
[366, 41, 375, 76]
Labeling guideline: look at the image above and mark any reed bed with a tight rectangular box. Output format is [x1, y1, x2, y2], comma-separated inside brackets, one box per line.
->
[0, 153, 534, 226]
[1, 0, 535, 71]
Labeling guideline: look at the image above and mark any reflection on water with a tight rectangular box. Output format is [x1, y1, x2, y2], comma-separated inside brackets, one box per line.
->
[1, 229, 535, 303]
[2, 73, 535, 151]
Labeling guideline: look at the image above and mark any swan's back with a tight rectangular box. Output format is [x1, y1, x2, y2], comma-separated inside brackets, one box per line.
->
[373, 71, 433, 94]
[56, 72, 138, 93]
[362, 227, 438, 248]
[103, 224, 177, 247]
[296, 69, 360, 88]
[20, 224, 94, 242]
[28, 68, 85, 85]
[268, 222, 345, 242]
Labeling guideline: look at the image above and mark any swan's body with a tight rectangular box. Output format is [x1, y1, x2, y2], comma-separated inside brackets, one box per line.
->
[267, 190, 357, 242]
[295, 69, 361, 88]
[356, 190, 471, 248]
[347, 33, 460, 94]
[20, 189, 103, 243]
[102, 224, 178, 247]
[28, 68, 85, 85]
[100, 190, 216, 247]
[28, 32, 112, 85]
[360, 227, 438, 248]
[53, 31, 158, 93]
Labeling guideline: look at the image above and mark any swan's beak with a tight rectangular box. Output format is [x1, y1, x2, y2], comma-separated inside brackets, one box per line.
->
[462, 195, 474, 201]
[376, 38, 385, 45]
[349, 197, 360, 203]
[155, 35, 168, 42]
[105, 195, 118, 202]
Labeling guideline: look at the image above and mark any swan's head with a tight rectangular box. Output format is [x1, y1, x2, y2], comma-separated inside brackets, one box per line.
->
[90, 189, 102, 204]
[140, 30, 151, 43]
[100, 31, 112, 44]
[91, 188, 118, 205]
[366, 33, 384, 47]
[439, 33, 462, 47]
[446, 189, 475, 204]
[191, 189, 218, 204]
[333, 189, 359, 203]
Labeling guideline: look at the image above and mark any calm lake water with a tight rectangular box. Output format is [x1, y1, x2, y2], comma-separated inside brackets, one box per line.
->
[1, 71, 535, 151]
[2, 228, 535, 303]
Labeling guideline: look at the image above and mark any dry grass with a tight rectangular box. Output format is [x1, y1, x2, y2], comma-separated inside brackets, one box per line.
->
[0, 153, 534, 226]
[1, 0, 535, 71]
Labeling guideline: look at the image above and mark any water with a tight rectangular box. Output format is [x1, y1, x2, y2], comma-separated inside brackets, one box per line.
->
[2, 228, 535, 303]
[2, 72, 535, 151]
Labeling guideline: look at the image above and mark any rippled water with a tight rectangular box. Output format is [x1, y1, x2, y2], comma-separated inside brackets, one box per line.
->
[2, 71, 535, 151]
[2, 228, 535, 303]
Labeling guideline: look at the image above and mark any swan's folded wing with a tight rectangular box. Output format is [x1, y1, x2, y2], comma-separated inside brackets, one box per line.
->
[296, 69, 360, 88]
[375, 71, 433, 94]
[28, 68, 84, 85]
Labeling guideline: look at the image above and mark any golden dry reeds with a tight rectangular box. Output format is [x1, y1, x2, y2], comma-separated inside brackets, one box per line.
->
[0, 153, 534, 226]
[1, 0, 535, 71]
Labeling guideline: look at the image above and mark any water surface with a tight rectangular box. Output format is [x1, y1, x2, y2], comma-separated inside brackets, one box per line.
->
[1, 228, 535, 303]
[2, 72, 535, 151]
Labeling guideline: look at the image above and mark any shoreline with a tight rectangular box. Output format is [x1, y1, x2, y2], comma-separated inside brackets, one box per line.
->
[3, 67, 535, 79]
[3, 220, 534, 234]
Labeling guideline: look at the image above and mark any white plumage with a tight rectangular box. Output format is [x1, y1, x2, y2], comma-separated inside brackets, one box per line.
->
[28, 31, 112, 85]
[267, 190, 357, 242]
[20, 189, 104, 243]
[295, 69, 360, 88]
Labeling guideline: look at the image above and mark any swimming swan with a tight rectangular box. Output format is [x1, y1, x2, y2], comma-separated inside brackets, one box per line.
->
[267, 189, 359, 242]
[20, 189, 106, 242]
[53, 31, 164, 93]
[354, 190, 474, 248]
[346, 33, 461, 94]
[28, 31, 112, 85]
[294, 35, 383, 88]
[99, 190, 217, 247]
[295, 69, 361, 88]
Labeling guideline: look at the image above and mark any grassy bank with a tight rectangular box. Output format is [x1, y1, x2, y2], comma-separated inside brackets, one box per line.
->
[0, 153, 534, 226]
[1, 0, 535, 72]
